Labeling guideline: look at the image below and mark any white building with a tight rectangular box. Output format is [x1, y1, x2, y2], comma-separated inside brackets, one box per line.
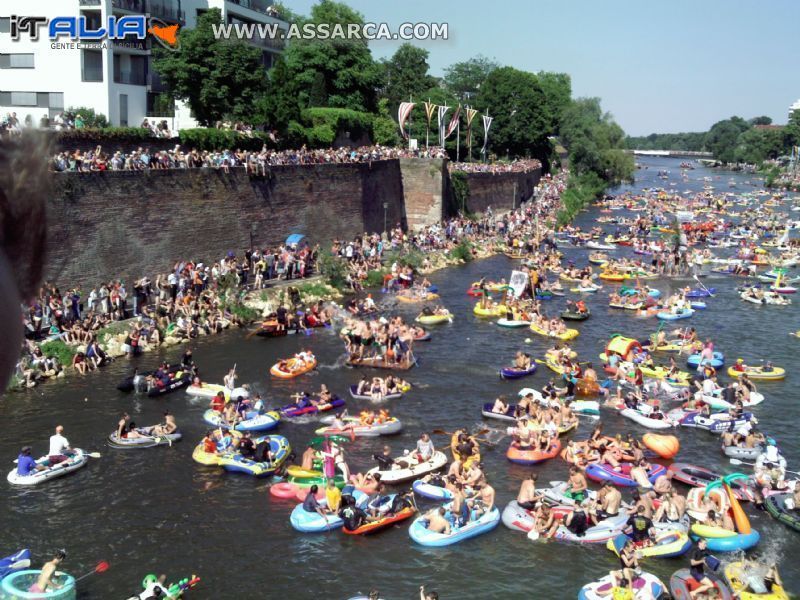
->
[0, 0, 288, 128]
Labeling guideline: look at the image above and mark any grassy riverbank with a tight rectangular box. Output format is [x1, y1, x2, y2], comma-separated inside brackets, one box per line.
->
[555, 172, 608, 228]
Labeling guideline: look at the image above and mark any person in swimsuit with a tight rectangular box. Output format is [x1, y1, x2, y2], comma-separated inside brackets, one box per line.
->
[29, 549, 66, 594]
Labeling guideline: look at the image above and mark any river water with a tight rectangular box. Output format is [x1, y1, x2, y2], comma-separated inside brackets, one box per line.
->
[2, 157, 799, 599]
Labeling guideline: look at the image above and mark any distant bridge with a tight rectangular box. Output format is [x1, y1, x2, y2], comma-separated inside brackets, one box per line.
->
[630, 150, 714, 158]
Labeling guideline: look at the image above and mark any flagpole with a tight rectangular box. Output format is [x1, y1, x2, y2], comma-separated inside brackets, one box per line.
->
[456, 117, 460, 162]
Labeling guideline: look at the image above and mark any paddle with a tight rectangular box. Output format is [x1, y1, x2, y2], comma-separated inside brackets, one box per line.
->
[74, 561, 109, 583]
[694, 275, 715, 298]
[729, 458, 800, 477]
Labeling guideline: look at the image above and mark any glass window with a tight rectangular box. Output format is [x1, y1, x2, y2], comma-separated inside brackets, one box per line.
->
[49, 92, 64, 109]
[0, 18, 9, 34]
[10, 92, 37, 106]
[82, 49, 103, 82]
[0, 54, 35, 68]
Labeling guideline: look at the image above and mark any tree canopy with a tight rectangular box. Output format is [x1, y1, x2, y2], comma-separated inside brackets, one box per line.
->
[152, 9, 268, 126]
[442, 55, 499, 102]
[475, 67, 551, 160]
[380, 44, 436, 113]
[560, 97, 634, 185]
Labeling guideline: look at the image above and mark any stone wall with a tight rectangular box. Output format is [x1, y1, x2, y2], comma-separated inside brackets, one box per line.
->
[399, 158, 446, 229]
[461, 167, 542, 214]
[42, 158, 537, 289]
[46, 161, 405, 289]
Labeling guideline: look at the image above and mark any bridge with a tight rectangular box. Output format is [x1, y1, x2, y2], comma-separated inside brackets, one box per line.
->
[630, 150, 714, 158]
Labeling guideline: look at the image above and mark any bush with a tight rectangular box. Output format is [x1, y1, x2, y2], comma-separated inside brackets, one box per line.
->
[318, 253, 349, 290]
[447, 240, 474, 263]
[66, 106, 109, 128]
[556, 172, 607, 228]
[226, 302, 259, 322]
[297, 281, 334, 299]
[365, 269, 389, 288]
[177, 128, 275, 152]
[40, 339, 76, 365]
[57, 127, 154, 146]
[398, 249, 425, 270]
[449, 171, 470, 214]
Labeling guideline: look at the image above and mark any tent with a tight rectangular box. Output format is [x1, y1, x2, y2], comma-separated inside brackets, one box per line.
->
[285, 234, 306, 247]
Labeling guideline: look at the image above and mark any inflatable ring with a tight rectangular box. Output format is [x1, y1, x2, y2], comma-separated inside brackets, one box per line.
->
[296, 486, 325, 502]
[269, 482, 299, 499]
[143, 574, 159, 589]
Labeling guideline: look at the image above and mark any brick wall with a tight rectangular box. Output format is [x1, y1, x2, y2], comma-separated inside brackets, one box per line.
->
[43, 159, 536, 289]
[462, 167, 542, 214]
[399, 158, 446, 230]
[46, 161, 406, 288]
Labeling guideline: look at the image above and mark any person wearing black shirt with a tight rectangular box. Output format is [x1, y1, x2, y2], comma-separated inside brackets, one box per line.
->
[626, 505, 654, 545]
[373, 446, 395, 471]
[253, 439, 273, 463]
[238, 432, 255, 460]
[689, 538, 715, 597]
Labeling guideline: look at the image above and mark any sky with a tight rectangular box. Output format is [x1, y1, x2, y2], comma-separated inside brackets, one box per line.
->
[289, 0, 800, 136]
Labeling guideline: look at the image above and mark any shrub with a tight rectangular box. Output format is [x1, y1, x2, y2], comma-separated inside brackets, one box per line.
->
[40, 339, 76, 365]
[66, 106, 109, 128]
[226, 302, 259, 322]
[318, 253, 349, 290]
[177, 128, 275, 152]
[297, 281, 334, 298]
[365, 269, 389, 288]
[57, 127, 154, 146]
[448, 240, 474, 263]
[398, 249, 425, 270]
[449, 171, 470, 214]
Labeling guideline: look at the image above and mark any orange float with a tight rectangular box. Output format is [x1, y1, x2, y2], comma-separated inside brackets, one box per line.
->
[642, 433, 680, 459]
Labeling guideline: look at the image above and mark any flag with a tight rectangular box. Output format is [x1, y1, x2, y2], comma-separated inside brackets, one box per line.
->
[423, 101, 436, 126]
[445, 105, 461, 139]
[397, 102, 415, 139]
[437, 105, 450, 147]
[509, 270, 529, 299]
[465, 107, 478, 130]
[481, 114, 493, 154]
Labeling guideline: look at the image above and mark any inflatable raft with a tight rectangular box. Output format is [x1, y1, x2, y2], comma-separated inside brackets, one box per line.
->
[506, 440, 562, 465]
[348, 385, 404, 402]
[316, 415, 403, 437]
[280, 396, 345, 418]
[203, 409, 281, 433]
[579, 572, 665, 600]
[585, 462, 666, 487]
[365, 451, 448, 484]
[108, 428, 182, 449]
[7, 449, 89, 486]
[409, 504, 500, 547]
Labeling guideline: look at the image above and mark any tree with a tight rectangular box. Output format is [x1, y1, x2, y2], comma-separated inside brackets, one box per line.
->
[734, 127, 785, 164]
[749, 115, 772, 126]
[443, 55, 499, 101]
[560, 97, 634, 184]
[267, 0, 382, 123]
[705, 116, 750, 163]
[65, 106, 108, 128]
[537, 72, 572, 134]
[372, 99, 401, 146]
[785, 109, 800, 151]
[152, 9, 268, 126]
[475, 67, 551, 160]
[380, 44, 436, 114]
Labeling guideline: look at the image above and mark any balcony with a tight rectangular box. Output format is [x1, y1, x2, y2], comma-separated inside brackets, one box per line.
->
[112, 0, 146, 13]
[148, 0, 185, 23]
[227, 0, 284, 18]
[114, 70, 146, 85]
[147, 70, 167, 93]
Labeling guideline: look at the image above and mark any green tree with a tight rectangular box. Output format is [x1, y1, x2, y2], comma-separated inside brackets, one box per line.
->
[785, 109, 800, 151]
[65, 106, 108, 128]
[266, 0, 382, 131]
[733, 127, 785, 164]
[372, 99, 401, 146]
[380, 44, 436, 114]
[475, 67, 551, 160]
[537, 72, 572, 134]
[749, 116, 773, 126]
[560, 97, 634, 184]
[443, 55, 499, 101]
[705, 116, 750, 163]
[152, 9, 268, 126]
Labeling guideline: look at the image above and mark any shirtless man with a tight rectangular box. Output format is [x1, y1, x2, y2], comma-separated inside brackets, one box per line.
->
[28, 550, 66, 594]
[517, 473, 543, 510]
[630, 459, 654, 490]
[470, 482, 495, 519]
[653, 470, 673, 495]
[463, 462, 486, 489]
[151, 411, 177, 436]
[301, 444, 316, 470]
[566, 466, 589, 503]
[593, 482, 622, 520]
[425, 507, 451, 534]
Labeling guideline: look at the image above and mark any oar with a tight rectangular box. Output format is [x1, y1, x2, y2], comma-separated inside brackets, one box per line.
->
[245, 327, 264, 339]
[694, 275, 715, 297]
[729, 458, 800, 477]
[86, 452, 101, 458]
[74, 561, 110, 583]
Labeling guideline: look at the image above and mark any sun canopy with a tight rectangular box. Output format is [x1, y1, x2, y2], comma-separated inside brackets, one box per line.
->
[285, 234, 306, 246]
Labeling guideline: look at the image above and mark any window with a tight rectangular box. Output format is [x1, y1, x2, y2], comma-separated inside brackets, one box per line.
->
[49, 93, 64, 110]
[0, 54, 35, 69]
[10, 92, 37, 106]
[82, 49, 103, 82]
[0, 18, 9, 34]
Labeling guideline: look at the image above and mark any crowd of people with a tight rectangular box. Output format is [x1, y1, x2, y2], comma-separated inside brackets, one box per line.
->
[48, 144, 449, 173]
[448, 158, 542, 174]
